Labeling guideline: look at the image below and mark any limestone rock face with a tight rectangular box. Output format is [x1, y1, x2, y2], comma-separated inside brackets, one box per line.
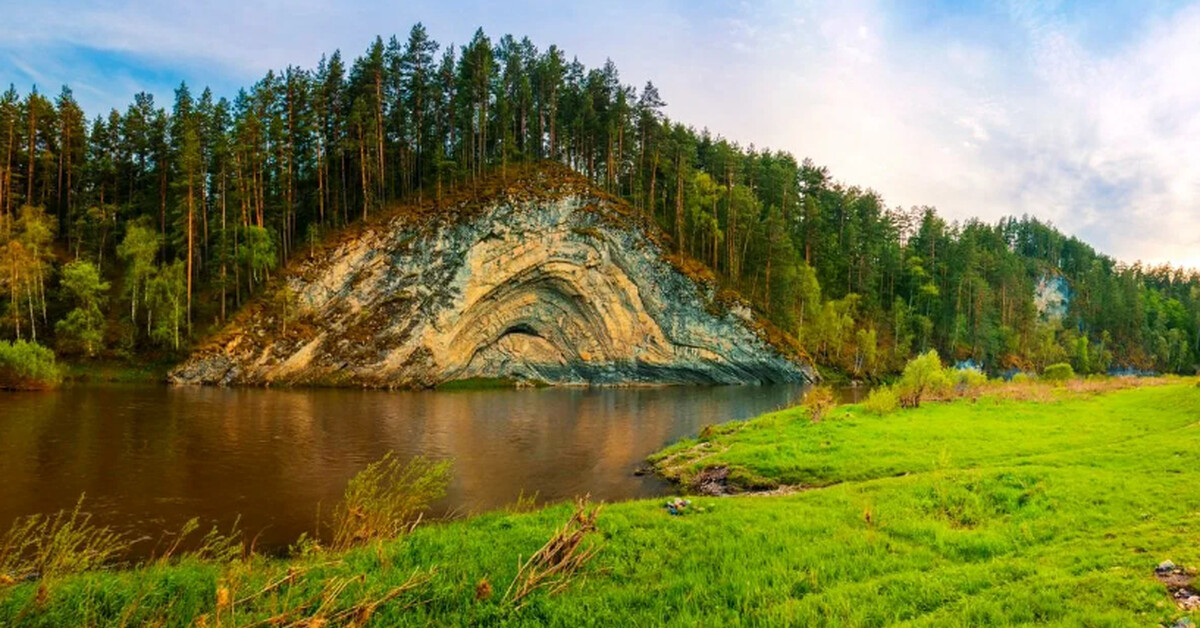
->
[171, 176, 814, 387]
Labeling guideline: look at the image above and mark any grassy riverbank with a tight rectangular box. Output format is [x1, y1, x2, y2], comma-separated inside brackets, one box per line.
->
[2, 380, 1198, 626]
[60, 359, 174, 384]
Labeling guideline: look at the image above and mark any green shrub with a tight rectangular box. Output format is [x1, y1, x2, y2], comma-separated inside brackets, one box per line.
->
[0, 340, 62, 390]
[1011, 372, 1033, 384]
[894, 350, 947, 408]
[804, 386, 836, 422]
[55, 260, 109, 356]
[952, 368, 989, 394]
[862, 386, 899, 415]
[1043, 363, 1075, 382]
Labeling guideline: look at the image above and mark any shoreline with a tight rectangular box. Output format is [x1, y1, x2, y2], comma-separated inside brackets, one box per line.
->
[4, 378, 1197, 626]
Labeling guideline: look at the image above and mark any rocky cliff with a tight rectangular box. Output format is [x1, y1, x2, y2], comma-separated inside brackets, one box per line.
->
[171, 165, 815, 387]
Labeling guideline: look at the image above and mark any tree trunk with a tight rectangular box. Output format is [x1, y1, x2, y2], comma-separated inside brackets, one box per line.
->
[220, 166, 227, 321]
[674, 152, 684, 253]
[375, 71, 385, 201]
[187, 170, 194, 335]
[317, 139, 326, 224]
[648, 148, 659, 226]
[359, 122, 369, 220]
[26, 102, 36, 205]
[1, 115, 11, 223]
[726, 168, 735, 281]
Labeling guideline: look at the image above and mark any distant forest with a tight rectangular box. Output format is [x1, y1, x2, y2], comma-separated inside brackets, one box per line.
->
[1, 23, 1198, 375]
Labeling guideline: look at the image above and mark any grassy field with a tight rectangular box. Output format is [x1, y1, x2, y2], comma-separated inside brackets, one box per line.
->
[2, 380, 1198, 626]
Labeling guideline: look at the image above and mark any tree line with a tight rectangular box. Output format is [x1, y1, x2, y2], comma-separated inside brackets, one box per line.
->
[1, 23, 1198, 375]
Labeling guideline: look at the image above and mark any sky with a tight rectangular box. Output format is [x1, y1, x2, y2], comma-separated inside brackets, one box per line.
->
[2, 0, 1199, 268]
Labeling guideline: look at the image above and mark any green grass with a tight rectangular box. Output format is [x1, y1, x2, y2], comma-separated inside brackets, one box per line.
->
[2, 381, 1199, 626]
[651, 379, 1199, 491]
[60, 359, 173, 384]
[436, 377, 524, 391]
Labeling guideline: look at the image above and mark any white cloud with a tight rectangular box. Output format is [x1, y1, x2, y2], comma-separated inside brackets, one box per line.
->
[695, 0, 1200, 268]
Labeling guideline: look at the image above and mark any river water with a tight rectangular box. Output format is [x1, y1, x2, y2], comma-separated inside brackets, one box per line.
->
[0, 383, 853, 552]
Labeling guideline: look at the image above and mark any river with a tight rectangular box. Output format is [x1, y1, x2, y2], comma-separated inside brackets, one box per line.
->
[0, 383, 857, 553]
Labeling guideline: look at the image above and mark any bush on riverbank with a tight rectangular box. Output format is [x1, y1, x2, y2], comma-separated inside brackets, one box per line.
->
[0, 340, 62, 390]
[1044, 362, 1076, 382]
[862, 386, 900, 415]
[803, 386, 835, 422]
[861, 352, 990, 414]
[894, 350, 949, 408]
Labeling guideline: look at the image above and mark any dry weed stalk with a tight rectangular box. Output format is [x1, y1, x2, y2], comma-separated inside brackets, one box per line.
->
[503, 497, 603, 610]
[235, 568, 433, 628]
[234, 566, 310, 607]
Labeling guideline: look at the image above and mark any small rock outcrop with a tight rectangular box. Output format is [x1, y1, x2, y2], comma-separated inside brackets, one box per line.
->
[171, 166, 815, 388]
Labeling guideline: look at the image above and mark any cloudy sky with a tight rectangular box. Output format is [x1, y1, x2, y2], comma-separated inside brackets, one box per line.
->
[2, 0, 1198, 268]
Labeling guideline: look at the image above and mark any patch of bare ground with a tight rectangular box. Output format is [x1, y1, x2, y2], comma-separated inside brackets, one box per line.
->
[1155, 561, 1200, 611]
[742, 484, 809, 497]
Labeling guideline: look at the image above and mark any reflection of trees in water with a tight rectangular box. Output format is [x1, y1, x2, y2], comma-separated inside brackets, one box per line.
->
[1, 384, 813, 552]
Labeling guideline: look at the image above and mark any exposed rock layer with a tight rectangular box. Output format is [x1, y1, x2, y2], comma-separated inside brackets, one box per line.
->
[171, 168, 814, 387]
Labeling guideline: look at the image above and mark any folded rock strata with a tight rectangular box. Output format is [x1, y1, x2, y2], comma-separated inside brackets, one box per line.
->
[171, 169, 815, 387]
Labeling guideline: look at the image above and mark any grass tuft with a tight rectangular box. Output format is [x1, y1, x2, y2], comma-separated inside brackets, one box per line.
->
[328, 453, 452, 551]
[152, 517, 247, 566]
[0, 496, 128, 583]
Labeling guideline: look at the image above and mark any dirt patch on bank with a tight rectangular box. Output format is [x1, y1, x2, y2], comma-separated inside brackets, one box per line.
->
[1156, 561, 1200, 611]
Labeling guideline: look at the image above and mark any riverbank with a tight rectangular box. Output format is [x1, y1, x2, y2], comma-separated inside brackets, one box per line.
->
[60, 359, 174, 384]
[2, 379, 1198, 626]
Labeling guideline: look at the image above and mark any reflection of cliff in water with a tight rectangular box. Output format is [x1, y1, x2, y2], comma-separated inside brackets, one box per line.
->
[0, 384, 842, 552]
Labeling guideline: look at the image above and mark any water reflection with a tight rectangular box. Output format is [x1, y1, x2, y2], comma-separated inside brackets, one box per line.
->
[0, 383, 842, 551]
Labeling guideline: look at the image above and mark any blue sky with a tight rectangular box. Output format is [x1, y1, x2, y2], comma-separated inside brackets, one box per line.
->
[2, 0, 1199, 268]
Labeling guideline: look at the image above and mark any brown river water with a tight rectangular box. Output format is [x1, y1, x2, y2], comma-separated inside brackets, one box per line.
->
[0, 383, 861, 553]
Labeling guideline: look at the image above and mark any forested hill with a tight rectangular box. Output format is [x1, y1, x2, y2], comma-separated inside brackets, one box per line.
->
[1, 23, 1197, 377]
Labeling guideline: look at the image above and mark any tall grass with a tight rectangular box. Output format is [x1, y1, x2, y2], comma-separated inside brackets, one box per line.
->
[151, 517, 247, 565]
[0, 497, 127, 582]
[328, 454, 452, 551]
[0, 452, 451, 587]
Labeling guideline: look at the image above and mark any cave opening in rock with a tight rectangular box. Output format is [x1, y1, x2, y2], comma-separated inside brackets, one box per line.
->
[500, 322, 543, 340]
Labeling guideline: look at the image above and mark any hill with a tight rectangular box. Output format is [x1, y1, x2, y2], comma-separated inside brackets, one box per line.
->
[170, 164, 813, 387]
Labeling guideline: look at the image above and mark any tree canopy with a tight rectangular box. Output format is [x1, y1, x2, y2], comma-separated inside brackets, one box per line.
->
[0, 24, 1197, 374]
